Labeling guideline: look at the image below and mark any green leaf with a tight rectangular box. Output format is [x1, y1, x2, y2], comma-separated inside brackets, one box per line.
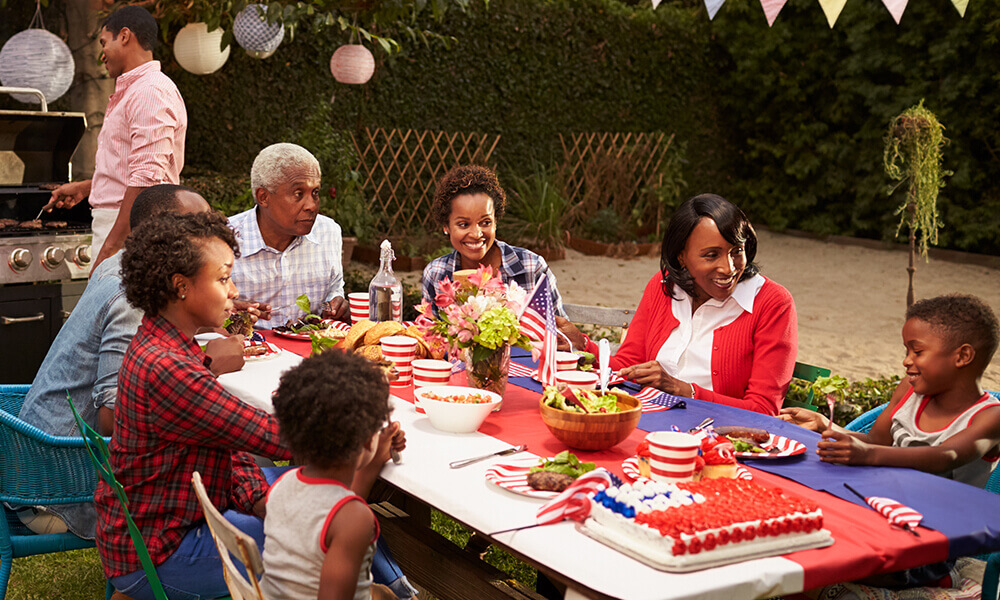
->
[295, 294, 312, 315]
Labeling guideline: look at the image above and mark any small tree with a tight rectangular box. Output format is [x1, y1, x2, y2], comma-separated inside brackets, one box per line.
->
[883, 100, 951, 308]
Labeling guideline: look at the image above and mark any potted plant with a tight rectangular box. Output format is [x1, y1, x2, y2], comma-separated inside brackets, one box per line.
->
[883, 100, 951, 308]
[503, 165, 568, 261]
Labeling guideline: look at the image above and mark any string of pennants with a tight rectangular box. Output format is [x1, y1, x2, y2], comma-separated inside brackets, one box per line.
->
[650, 0, 970, 27]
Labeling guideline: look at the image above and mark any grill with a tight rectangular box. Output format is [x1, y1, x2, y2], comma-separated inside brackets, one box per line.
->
[0, 89, 91, 285]
[1, 87, 89, 383]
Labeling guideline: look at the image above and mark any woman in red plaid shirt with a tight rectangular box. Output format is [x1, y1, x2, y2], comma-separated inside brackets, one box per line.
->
[95, 211, 291, 600]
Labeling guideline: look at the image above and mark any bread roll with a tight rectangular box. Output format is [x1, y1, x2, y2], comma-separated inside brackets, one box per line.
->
[345, 320, 377, 350]
[356, 344, 384, 362]
[363, 320, 406, 346]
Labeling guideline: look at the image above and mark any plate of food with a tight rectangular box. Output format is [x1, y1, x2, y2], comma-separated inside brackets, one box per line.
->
[243, 340, 281, 361]
[273, 316, 348, 341]
[485, 452, 595, 499]
[715, 426, 807, 459]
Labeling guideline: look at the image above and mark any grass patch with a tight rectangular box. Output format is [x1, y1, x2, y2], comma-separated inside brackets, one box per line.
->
[431, 509, 537, 589]
[7, 548, 106, 600]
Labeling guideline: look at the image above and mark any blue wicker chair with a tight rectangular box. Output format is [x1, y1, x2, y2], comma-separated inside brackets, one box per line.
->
[0, 384, 104, 600]
[844, 403, 887, 433]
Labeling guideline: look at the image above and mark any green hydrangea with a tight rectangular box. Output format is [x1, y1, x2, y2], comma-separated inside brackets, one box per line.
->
[474, 306, 520, 349]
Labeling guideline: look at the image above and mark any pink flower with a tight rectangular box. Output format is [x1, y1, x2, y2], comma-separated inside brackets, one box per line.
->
[467, 265, 495, 289]
[530, 341, 542, 363]
[438, 278, 459, 298]
[456, 329, 474, 343]
[435, 292, 455, 309]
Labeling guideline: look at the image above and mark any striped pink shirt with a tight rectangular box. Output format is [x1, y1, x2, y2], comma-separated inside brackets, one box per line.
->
[90, 61, 186, 209]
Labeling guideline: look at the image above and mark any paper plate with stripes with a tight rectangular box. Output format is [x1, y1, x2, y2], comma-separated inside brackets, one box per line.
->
[484, 458, 559, 499]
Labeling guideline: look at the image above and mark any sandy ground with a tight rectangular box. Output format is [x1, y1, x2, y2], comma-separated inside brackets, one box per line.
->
[405, 230, 1000, 390]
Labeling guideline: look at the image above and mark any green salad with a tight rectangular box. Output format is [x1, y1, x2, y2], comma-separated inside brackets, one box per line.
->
[529, 451, 596, 477]
[541, 386, 621, 414]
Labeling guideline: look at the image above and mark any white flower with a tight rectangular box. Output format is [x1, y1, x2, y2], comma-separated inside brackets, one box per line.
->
[465, 294, 491, 317]
[505, 282, 527, 313]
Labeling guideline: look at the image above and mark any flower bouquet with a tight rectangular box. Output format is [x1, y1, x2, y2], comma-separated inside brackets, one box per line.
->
[416, 266, 533, 399]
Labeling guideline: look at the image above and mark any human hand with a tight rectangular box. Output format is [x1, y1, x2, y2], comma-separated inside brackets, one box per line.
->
[816, 428, 872, 465]
[618, 361, 694, 397]
[204, 334, 245, 375]
[232, 299, 269, 324]
[555, 316, 587, 351]
[778, 407, 830, 432]
[321, 296, 350, 322]
[48, 179, 91, 210]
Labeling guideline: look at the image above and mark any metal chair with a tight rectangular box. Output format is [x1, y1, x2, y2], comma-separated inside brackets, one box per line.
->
[66, 396, 169, 600]
[0, 384, 99, 600]
[191, 471, 267, 600]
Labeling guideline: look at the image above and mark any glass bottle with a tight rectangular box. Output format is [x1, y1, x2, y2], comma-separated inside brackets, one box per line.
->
[368, 239, 402, 322]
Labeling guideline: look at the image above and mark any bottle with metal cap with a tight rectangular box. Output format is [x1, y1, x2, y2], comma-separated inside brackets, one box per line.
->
[368, 239, 402, 322]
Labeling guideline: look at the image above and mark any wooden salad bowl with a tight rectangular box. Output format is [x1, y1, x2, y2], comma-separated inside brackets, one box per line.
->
[538, 390, 641, 450]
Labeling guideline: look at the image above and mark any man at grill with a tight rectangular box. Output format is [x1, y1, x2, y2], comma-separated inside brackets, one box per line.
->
[229, 143, 350, 329]
[18, 184, 244, 540]
[45, 6, 186, 271]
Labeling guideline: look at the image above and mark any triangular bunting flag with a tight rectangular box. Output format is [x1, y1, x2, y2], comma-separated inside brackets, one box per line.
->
[882, 0, 909, 23]
[652, 0, 662, 8]
[951, 0, 968, 16]
[705, 0, 726, 20]
[760, 0, 788, 26]
[818, 0, 848, 29]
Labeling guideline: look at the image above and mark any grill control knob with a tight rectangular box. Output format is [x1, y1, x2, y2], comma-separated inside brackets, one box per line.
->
[73, 245, 91, 266]
[9, 248, 32, 271]
[43, 247, 65, 268]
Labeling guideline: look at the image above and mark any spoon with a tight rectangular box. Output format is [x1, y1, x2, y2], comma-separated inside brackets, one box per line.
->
[598, 339, 610, 393]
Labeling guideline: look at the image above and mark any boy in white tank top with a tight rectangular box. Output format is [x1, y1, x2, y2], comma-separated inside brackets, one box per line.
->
[263, 350, 407, 600]
[780, 294, 1000, 487]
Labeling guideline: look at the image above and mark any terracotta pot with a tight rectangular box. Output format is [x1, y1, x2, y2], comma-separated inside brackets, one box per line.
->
[341, 236, 357, 267]
[566, 233, 658, 258]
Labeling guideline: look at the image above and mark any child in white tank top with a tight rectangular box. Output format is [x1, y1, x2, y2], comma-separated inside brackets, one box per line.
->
[780, 294, 1000, 487]
[263, 350, 406, 600]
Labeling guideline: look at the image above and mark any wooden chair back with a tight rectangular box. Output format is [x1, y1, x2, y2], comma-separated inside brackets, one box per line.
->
[563, 303, 635, 349]
[191, 471, 266, 600]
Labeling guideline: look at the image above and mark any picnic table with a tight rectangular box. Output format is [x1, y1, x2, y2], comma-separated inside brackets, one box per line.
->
[216, 333, 1000, 600]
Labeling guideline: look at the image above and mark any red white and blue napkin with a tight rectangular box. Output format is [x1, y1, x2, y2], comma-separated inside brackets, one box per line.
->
[845, 483, 923, 534]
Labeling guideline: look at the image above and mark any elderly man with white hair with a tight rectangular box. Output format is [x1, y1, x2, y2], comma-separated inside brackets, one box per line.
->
[229, 143, 350, 329]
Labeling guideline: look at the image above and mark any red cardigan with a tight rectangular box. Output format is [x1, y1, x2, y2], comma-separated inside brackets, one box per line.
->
[588, 273, 798, 415]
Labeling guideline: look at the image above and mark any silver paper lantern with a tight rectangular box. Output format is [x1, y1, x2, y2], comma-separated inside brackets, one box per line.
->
[0, 29, 75, 105]
[330, 45, 375, 85]
[173, 23, 231, 75]
[233, 4, 285, 58]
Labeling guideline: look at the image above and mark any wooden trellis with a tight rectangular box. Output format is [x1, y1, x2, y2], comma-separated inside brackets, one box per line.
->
[558, 131, 676, 231]
[353, 128, 501, 235]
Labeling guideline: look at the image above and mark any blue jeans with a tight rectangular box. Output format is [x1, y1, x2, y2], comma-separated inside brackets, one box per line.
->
[110, 467, 416, 600]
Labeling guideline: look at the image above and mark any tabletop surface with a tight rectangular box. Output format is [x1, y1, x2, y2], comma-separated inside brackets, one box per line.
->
[215, 332, 1000, 600]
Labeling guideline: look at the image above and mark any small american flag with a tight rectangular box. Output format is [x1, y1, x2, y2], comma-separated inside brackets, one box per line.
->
[844, 483, 922, 534]
[535, 469, 613, 525]
[519, 274, 557, 387]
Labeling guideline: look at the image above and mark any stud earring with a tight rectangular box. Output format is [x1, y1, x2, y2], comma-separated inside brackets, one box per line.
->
[180, 294, 186, 300]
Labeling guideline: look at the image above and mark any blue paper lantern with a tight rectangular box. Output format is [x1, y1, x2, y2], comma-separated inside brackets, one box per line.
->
[233, 4, 285, 58]
[0, 29, 75, 105]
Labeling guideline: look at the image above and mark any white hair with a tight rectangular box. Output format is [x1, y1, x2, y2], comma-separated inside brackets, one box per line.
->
[250, 143, 321, 199]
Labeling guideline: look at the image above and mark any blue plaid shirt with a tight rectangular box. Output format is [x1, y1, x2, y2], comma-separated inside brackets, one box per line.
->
[229, 209, 344, 329]
[422, 241, 566, 317]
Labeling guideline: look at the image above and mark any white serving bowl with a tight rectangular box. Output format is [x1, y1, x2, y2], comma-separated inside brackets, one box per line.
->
[555, 370, 599, 390]
[414, 385, 502, 433]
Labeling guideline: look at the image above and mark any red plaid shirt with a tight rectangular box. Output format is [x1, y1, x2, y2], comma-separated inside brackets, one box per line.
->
[95, 315, 290, 577]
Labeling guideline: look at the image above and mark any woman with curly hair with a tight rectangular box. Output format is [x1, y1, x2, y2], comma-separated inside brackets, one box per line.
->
[422, 165, 566, 317]
[560, 194, 798, 416]
[94, 210, 291, 600]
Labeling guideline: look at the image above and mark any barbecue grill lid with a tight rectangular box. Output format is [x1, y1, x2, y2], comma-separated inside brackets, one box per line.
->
[0, 109, 87, 186]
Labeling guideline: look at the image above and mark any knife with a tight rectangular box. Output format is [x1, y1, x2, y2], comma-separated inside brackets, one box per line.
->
[449, 444, 528, 469]
[598, 339, 610, 393]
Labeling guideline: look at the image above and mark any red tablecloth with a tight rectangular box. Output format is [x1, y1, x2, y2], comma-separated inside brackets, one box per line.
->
[265, 332, 949, 590]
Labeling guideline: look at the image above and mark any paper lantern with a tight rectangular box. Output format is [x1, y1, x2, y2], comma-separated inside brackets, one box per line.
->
[173, 23, 231, 75]
[0, 29, 75, 105]
[233, 4, 284, 58]
[330, 45, 375, 84]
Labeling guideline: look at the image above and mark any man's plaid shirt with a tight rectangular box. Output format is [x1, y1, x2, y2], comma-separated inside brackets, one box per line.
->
[422, 241, 566, 317]
[94, 315, 290, 577]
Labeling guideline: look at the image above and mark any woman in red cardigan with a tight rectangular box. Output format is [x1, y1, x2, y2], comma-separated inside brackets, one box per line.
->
[560, 194, 797, 415]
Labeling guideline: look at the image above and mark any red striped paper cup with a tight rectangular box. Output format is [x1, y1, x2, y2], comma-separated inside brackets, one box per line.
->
[555, 351, 580, 372]
[554, 370, 598, 390]
[412, 359, 452, 388]
[381, 336, 417, 387]
[646, 431, 700, 483]
[348, 293, 368, 325]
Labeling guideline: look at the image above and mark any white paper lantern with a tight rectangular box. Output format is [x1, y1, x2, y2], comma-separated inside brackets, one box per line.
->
[0, 29, 75, 105]
[173, 23, 231, 75]
[233, 4, 284, 58]
[330, 45, 375, 84]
